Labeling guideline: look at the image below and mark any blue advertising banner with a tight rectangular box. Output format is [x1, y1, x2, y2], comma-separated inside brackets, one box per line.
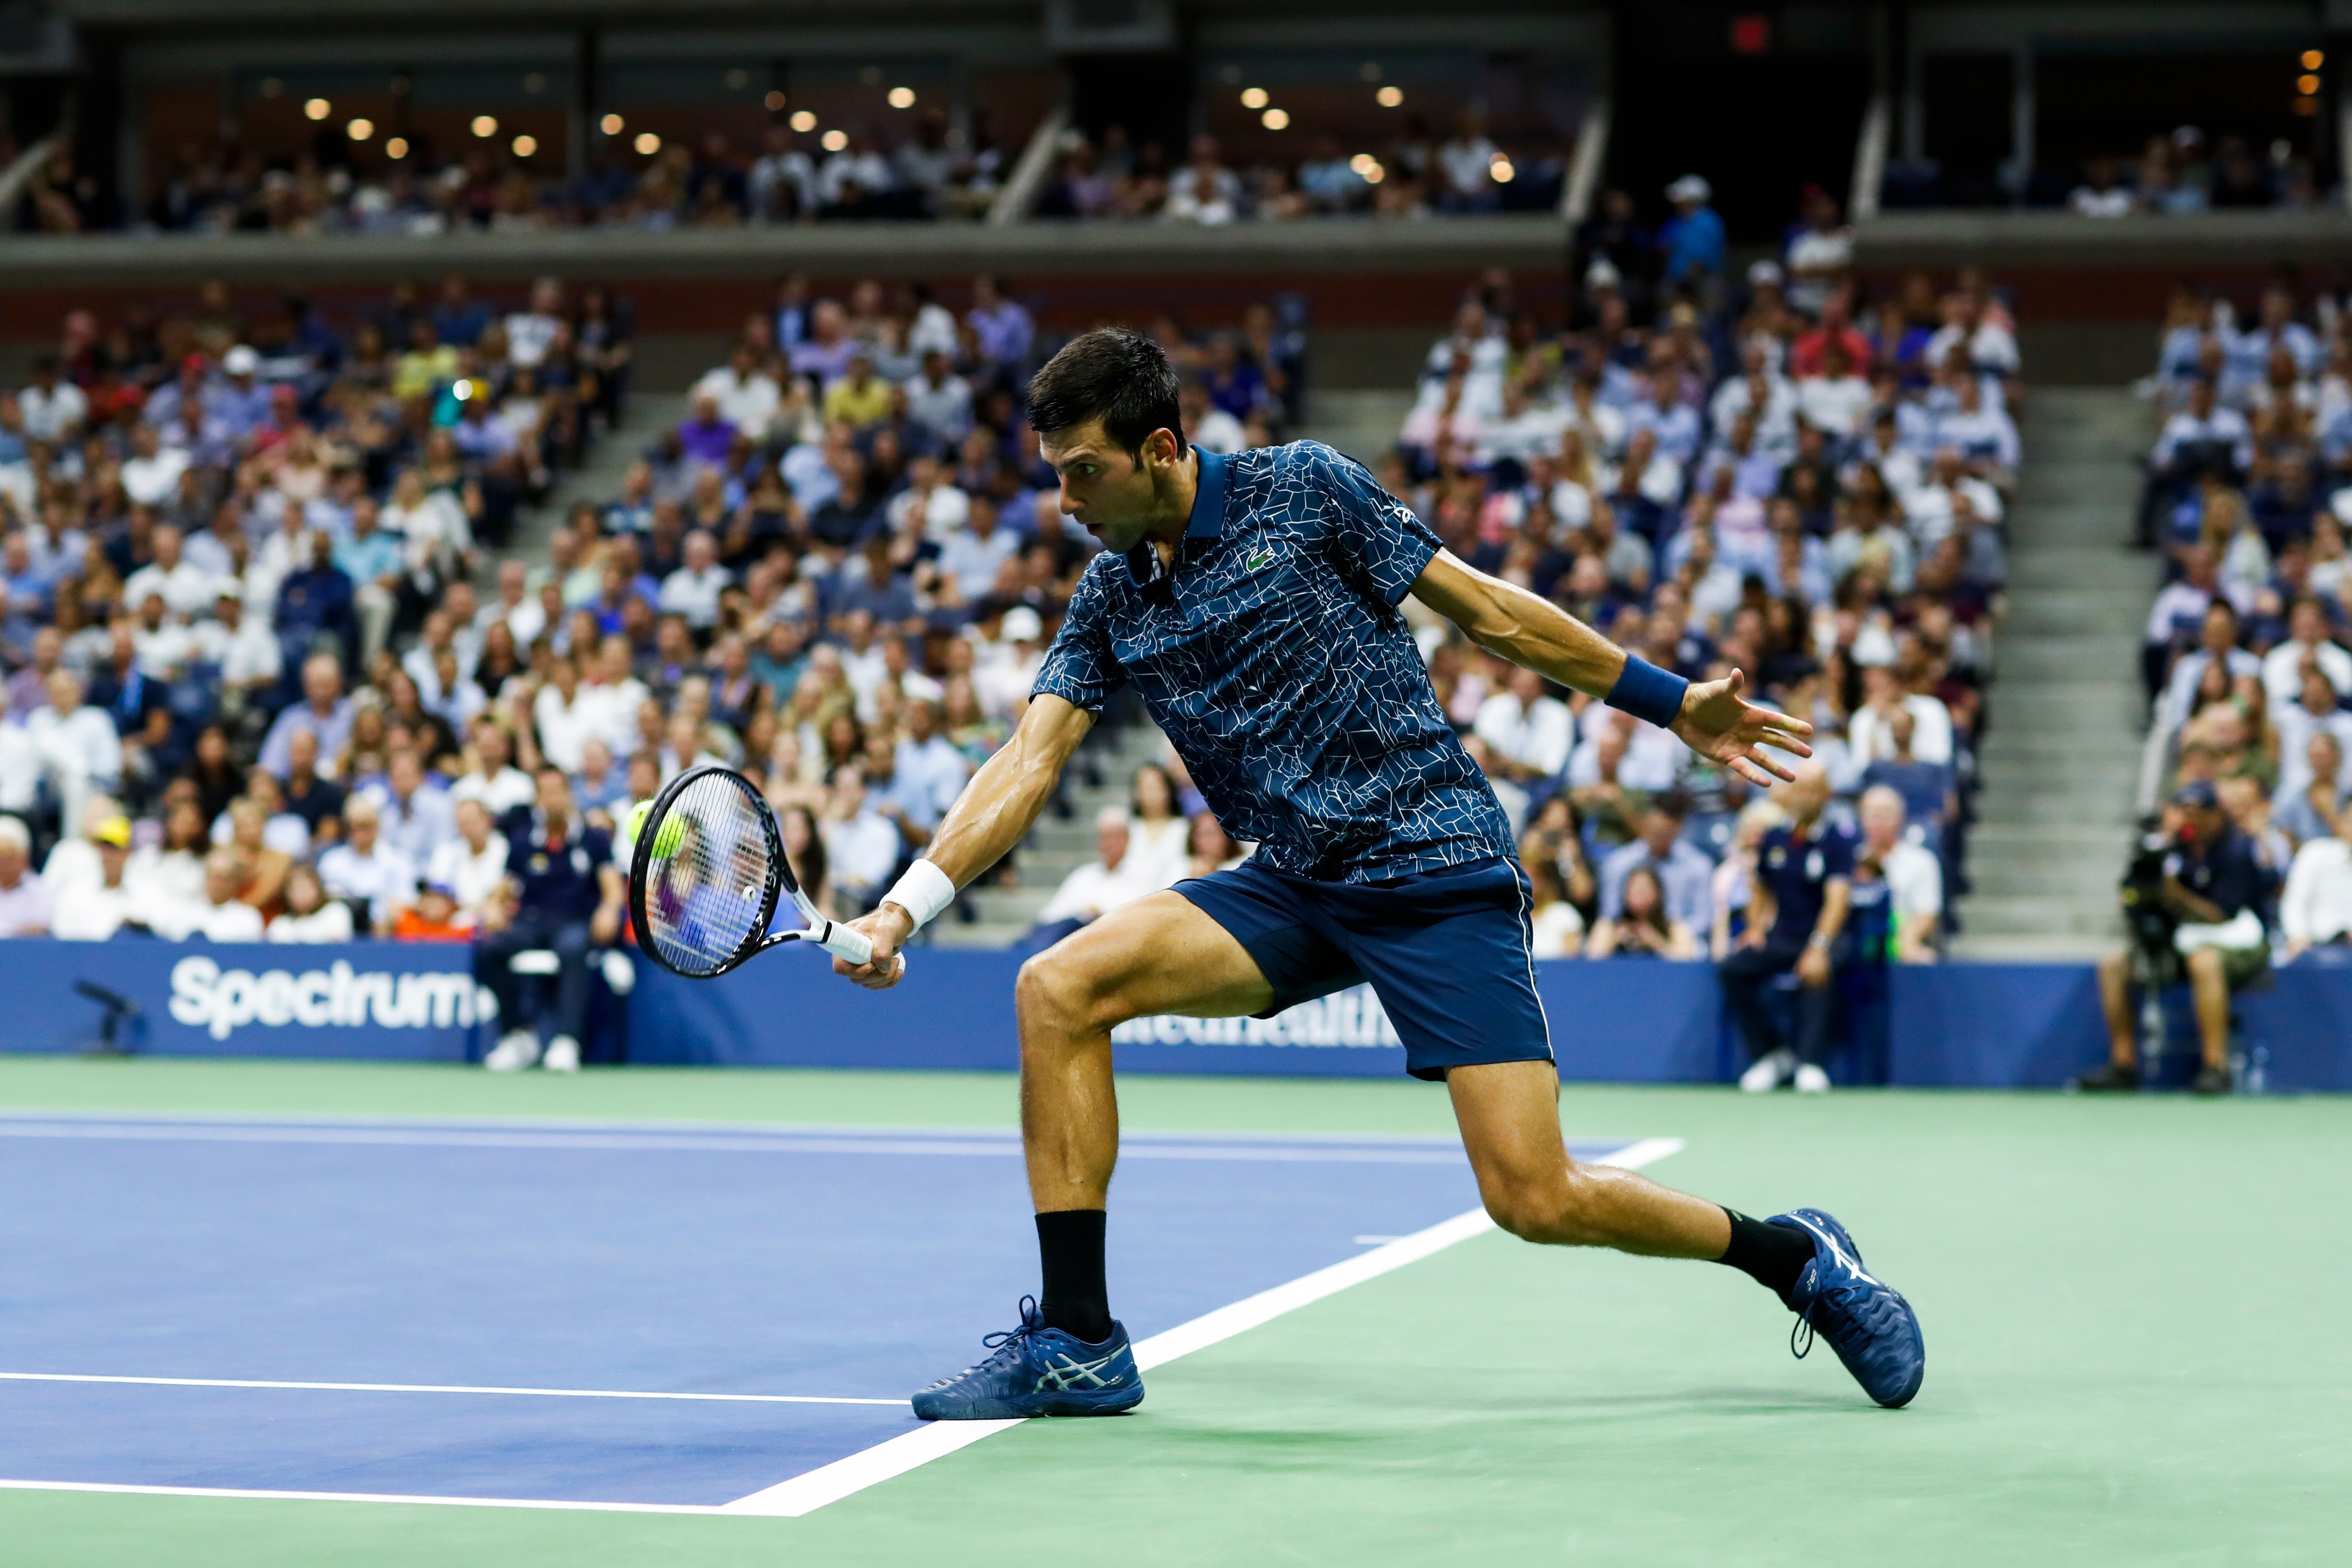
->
[0, 940, 481, 1060]
[3, 939, 2348, 1090]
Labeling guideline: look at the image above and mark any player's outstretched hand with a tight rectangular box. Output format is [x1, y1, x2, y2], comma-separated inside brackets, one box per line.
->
[1668, 668, 1814, 787]
[833, 905, 913, 990]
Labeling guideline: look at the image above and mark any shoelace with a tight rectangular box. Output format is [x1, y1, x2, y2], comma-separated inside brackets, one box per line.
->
[977, 1295, 1047, 1366]
[1790, 1278, 1873, 1361]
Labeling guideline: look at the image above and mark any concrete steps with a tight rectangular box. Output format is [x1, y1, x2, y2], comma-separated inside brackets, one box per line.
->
[1953, 386, 2155, 959]
[1298, 389, 1412, 466]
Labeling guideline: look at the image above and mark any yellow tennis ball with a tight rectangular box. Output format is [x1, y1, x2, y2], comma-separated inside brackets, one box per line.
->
[628, 799, 686, 857]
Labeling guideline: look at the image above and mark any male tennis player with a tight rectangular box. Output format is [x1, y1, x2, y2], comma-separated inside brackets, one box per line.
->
[836, 330, 1923, 1415]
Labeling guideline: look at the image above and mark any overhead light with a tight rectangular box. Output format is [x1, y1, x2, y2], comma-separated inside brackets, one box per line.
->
[2300, 73, 2322, 95]
[1240, 87, 1268, 109]
[634, 132, 661, 155]
[385, 136, 410, 159]
[2305, 49, 2325, 70]
[1376, 86, 1403, 108]
[600, 112, 625, 135]
[1349, 153, 1378, 175]
[1489, 155, 1516, 184]
[346, 118, 374, 141]
[304, 98, 331, 121]
[472, 115, 498, 138]
[791, 110, 817, 132]
[511, 134, 538, 157]
[1361, 160, 1385, 185]
[1261, 108, 1289, 130]
[888, 86, 916, 109]
[821, 129, 848, 152]
[766, 90, 786, 111]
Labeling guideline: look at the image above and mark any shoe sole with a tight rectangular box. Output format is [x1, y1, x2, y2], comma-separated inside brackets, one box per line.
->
[913, 1384, 1144, 1420]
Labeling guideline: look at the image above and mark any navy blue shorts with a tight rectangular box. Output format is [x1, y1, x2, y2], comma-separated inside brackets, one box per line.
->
[1174, 855, 1555, 1082]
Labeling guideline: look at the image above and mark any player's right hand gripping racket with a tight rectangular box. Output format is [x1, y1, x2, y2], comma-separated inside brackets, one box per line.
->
[628, 763, 903, 981]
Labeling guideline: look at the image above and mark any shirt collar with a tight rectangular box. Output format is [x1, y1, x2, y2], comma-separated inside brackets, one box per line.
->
[1123, 448, 1229, 586]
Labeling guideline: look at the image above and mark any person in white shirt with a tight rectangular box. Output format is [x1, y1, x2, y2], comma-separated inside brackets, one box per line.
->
[189, 588, 283, 701]
[934, 499, 1024, 609]
[2260, 598, 2352, 708]
[658, 530, 730, 630]
[448, 717, 537, 819]
[1123, 764, 1192, 894]
[1924, 293, 2021, 381]
[267, 863, 356, 943]
[2281, 798, 2352, 956]
[503, 278, 567, 368]
[1848, 662, 1956, 766]
[1708, 345, 1800, 457]
[532, 654, 599, 774]
[819, 765, 903, 913]
[2275, 667, 2352, 805]
[17, 357, 87, 443]
[1179, 381, 1246, 456]
[52, 818, 143, 940]
[1857, 785, 1943, 961]
[1029, 808, 1153, 943]
[26, 670, 122, 836]
[692, 342, 784, 441]
[904, 350, 974, 448]
[1795, 343, 1873, 440]
[0, 814, 53, 935]
[121, 525, 220, 621]
[1902, 448, 2006, 551]
[315, 797, 417, 933]
[429, 796, 512, 918]
[1473, 666, 1575, 784]
[120, 423, 191, 507]
[153, 849, 268, 943]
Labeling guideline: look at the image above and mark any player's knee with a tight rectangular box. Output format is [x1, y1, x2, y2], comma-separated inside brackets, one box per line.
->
[1485, 1167, 1607, 1247]
[1015, 950, 1108, 1040]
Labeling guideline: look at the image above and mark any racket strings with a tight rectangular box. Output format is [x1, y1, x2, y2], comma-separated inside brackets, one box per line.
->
[641, 774, 774, 977]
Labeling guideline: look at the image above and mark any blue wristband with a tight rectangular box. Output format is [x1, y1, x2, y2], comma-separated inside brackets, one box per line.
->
[1604, 657, 1690, 729]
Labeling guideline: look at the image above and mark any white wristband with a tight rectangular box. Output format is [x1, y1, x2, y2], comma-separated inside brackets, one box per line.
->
[882, 858, 957, 932]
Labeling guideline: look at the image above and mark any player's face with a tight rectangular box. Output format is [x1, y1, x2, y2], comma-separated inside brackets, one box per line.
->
[1041, 421, 1172, 554]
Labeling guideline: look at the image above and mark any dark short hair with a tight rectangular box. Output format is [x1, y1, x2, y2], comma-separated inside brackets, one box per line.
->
[1027, 328, 1186, 459]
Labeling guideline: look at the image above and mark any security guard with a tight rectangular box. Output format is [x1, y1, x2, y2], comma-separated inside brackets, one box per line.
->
[475, 766, 624, 1072]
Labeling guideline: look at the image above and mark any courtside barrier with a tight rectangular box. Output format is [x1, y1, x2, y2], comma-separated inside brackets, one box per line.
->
[1, 940, 2347, 1090]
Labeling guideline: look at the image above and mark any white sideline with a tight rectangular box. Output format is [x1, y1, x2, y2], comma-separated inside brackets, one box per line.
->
[717, 1136, 1684, 1519]
[0, 1135, 1683, 1520]
[0, 1373, 899, 1406]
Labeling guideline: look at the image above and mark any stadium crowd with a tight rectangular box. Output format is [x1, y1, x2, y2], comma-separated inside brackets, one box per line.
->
[2137, 278, 2352, 959]
[0, 173, 2014, 1081]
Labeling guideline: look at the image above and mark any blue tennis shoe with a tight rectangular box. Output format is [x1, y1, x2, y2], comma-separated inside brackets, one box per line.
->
[1772, 1208, 1925, 1409]
[912, 1297, 1145, 1420]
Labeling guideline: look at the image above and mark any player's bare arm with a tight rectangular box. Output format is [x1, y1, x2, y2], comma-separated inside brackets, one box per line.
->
[1407, 547, 1814, 787]
[833, 692, 1096, 989]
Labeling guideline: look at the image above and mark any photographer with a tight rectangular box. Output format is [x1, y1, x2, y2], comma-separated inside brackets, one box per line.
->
[2081, 781, 2274, 1095]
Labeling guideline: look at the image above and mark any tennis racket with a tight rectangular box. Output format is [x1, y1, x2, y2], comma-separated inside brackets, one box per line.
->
[627, 763, 903, 981]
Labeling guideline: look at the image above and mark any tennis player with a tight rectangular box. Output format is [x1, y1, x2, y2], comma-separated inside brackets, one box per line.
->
[837, 330, 1923, 1415]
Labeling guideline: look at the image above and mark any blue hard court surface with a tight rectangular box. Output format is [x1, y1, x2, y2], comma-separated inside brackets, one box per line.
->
[0, 1112, 1639, 1507]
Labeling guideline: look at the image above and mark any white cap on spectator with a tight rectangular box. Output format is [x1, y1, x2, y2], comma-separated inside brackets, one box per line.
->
[2329, 486, 2352, 527]
[1747, 259, 1784, 288]
[1666, 174, 1712, 205]
[1001, 605, 1044, 643]
[223, 344, 260, 376]
[1583, 258, 1622, 292]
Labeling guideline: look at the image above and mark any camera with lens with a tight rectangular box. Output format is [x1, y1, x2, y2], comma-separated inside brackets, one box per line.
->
[2119, 815, 2180, 983]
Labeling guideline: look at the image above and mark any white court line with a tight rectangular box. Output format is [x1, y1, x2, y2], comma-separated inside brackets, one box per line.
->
[0, 1134, 1684, 1520]
[0, 1122, 1464, 1164]
[718, 1136, 1685, 1519]
[0, 1373, 898, 1406]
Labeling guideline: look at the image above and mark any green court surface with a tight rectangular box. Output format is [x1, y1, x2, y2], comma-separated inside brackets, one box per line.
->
[1, 1057, 2342, 1567]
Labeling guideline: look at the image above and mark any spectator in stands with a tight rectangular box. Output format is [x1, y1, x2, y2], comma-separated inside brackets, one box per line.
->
[1720, 764, 1853, 1094]
[362, 747, 455, 870]
[51, 814, 138, 940]
[1596, 792, 1713, 937]
[0, 814, 52, 934]
[2083, 781, 2272, 1094]
[1588, 864, 1699, 959]
[315, 796, 414, 934]
[153, 849, 267, 942]
[1524, 850, 1586, 957]
[1856, 784, 1942, 962]
[2281, 797, 2352, 957]
[477, 766, 623, 1073]
[820, 764, 901, 916]
[1657, 175, 1724, 295]
[267, 862, 354, 943]
[1027, 807, 1151, 950]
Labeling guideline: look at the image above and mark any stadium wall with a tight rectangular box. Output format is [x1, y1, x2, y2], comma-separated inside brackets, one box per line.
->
[1, 942, 2346, 1092]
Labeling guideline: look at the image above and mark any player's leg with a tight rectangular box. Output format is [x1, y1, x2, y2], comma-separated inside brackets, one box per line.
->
[1016, 888, 1271, 1210]
[1446, 1060, 1731, 1257]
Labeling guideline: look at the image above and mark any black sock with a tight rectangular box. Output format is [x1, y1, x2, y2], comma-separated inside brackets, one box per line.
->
[1715, 1209, 1816, 1305]
[1035, 1209, 1112, 1343]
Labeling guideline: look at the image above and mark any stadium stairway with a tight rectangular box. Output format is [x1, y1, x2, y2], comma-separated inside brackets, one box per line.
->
[1953, 388, 2152, 958]
[1300, 389, 1413, 466]
[503, 392, 690, 563]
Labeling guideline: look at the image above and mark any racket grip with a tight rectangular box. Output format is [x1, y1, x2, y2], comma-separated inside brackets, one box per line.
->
[811, 918, 874, 966]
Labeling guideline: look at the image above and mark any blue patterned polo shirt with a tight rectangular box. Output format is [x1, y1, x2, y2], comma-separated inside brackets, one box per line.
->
[1032, 441, 1516, 883]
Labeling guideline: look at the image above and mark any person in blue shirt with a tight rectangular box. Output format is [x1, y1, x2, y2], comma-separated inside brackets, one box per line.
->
[476, 766, 625, 1075]
[1657, 174, 1726, 295]
[1718, 763, 1856, 1094]
[819, 329, 1923, 1419]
